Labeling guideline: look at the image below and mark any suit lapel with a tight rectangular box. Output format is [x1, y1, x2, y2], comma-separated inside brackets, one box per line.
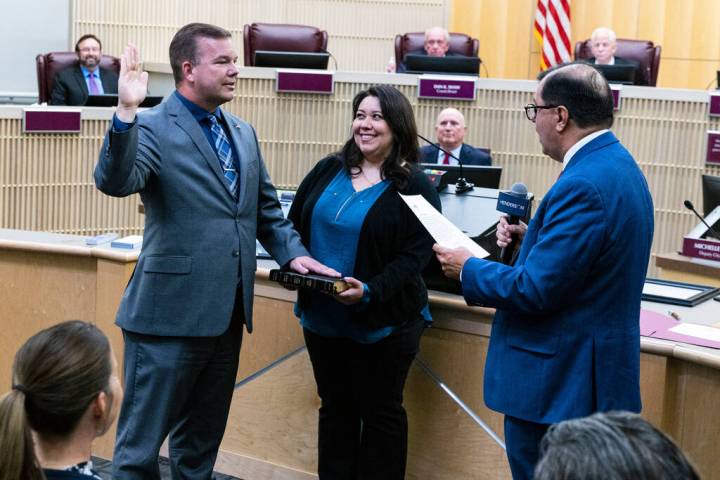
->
[72, 68, 89, 96]
[167, 95, 237, 200]
[220, 110, 250, 207]
[459, 143, 469, 162]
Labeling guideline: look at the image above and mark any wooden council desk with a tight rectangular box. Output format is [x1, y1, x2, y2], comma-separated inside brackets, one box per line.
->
[656, 251, 720, 287]
[2, 229, 720, 479]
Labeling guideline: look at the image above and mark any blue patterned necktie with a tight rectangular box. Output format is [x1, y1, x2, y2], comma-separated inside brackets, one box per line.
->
[207, 115, 238, 198]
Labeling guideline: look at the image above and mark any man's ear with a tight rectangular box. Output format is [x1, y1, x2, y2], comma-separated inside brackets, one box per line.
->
[555, 106, 570, 132]
[182, 61, 194, 83]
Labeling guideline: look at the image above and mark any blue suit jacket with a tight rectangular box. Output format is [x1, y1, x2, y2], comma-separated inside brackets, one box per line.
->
[461, 131, 654, 424]
[420, 143, 491, 166]
[95, 93, 308, 336]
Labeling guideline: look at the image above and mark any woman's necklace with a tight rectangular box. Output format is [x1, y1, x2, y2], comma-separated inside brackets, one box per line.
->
[360, 168, 382, 186]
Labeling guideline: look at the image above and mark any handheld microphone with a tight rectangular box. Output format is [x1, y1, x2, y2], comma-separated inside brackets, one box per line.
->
[497, 183, 530, 264]
[684, 200, 720, 240]
[417, 134, 474, 194]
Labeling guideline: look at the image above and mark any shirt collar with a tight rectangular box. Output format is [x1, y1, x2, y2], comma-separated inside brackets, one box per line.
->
[594, 57, 615, 66]
[562, 129, 609, 170]
[437, 145, 463, 162]
[174, 91, 221, 123]
[80, 65, 101, 80]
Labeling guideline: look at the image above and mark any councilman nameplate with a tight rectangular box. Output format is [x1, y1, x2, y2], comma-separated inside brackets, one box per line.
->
[709, 91, 720, 117]
[610, 84, 621, 111]
[417, 75, 476, 101]
[276, 70, 334, 94]
[707, 130, 720, 165]
[23, 108, 82, 133]
[682, 237, 720, 262]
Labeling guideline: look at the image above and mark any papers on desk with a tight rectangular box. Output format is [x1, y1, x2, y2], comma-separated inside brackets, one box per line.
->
[642, 282, 700, 300]
[669, 323, 720, 343]
[399, 193, 489, 259]
[111, 235, 143, 249]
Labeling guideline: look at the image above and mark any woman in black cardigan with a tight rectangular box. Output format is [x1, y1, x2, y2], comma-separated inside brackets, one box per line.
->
[288, 85, 441, 479]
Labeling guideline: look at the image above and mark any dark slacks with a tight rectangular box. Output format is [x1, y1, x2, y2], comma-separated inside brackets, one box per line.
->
[303, 319, 425, 480]
[504, 415, 550, 480]
[112, 294, 244, 480]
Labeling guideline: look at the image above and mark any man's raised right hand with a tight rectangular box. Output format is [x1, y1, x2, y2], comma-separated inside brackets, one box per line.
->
[116, 43, 149, 123]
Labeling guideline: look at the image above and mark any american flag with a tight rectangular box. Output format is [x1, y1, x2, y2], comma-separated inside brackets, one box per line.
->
[534, 0, 572, 70]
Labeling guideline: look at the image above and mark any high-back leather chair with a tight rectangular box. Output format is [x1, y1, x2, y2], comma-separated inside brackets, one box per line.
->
[394, 32, 479, 64]
[36, 52, 120, 104]
[243, 22, 329, 66]
[574, 38, 661, 86]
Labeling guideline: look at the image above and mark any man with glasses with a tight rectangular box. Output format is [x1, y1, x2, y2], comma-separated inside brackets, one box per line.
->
[434, 62, 654, 479]
[50, 34, 119, 105]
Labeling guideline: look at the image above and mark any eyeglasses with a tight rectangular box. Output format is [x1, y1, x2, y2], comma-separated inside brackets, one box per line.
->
[524, 103, 560, 122]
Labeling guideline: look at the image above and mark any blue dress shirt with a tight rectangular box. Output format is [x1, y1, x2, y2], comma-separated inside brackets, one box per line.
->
[300, 169, 393, 343]
[80, 66, 105, 95]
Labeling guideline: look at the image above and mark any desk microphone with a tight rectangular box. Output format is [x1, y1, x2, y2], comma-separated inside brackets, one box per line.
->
[497, 182, 530, 264]
[684, 200, 720, 240]
[417, 134, 474, 194]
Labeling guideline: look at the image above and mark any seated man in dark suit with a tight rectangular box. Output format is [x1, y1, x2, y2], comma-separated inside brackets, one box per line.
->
[392, 26, 460, 73]
[420, 108, 492, 165]
[49, 34, 119, 106]
[586, 27, 641, 81]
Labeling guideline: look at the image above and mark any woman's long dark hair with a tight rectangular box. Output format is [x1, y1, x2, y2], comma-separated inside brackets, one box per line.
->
[0, 321, 112, 480]
[340, 85, 420, 188]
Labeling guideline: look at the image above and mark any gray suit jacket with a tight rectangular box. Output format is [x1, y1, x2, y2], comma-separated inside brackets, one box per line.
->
[50, 66, 119, 106]
[95, 93, 307, 336]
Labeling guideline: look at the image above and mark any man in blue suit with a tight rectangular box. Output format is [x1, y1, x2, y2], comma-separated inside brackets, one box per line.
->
[420, 108, 492, 165]
[95, 23, 336, 479]
[434, 63, 654, 480]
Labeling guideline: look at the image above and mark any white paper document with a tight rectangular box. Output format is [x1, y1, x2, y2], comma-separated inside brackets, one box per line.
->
[642, 282, 702, 300]
[669, 323, 720, 342]
[399, 193, 489, 259]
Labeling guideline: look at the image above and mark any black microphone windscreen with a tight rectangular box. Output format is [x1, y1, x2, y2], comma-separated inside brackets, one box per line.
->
[684, 200, 694, 210]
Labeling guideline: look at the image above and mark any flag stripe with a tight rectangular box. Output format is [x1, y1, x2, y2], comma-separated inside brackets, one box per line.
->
[534, 0, 571, 71]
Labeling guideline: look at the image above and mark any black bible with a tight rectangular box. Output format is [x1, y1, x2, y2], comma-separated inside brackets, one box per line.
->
[269, 269, 349, 295]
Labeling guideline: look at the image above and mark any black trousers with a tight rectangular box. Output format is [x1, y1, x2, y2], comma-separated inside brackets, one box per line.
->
[303, 319, 425, 480]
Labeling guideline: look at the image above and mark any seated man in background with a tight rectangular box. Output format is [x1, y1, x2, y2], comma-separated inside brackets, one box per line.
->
[586, 27, 641, 81]
[392, 26, 457, 73]
[420, 108, 491, 165]
[534, 411, 700, 480]
[50, 34, 118, 105]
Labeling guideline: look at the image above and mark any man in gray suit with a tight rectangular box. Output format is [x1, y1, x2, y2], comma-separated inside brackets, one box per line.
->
[95, 23, 336, 479]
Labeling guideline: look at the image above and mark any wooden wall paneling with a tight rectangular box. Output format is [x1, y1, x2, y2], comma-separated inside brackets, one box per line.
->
[639, 352, 668, 427]
[408, 327, 512, 479]
[661, 359, 720, 480]
[0, 250, 97, 405]
[71, 0, 448, 74]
